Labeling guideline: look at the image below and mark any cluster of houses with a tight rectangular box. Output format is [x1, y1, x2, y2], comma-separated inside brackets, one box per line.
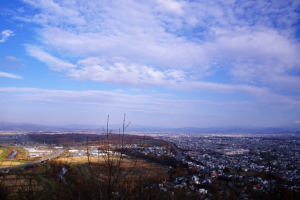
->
[142, 133, 300, 196]
[24, 147, 53, 158]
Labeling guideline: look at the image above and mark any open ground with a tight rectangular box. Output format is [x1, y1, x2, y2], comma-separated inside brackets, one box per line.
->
[56, 156, 168, 176]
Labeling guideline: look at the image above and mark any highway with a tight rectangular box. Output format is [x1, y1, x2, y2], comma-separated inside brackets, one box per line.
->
[0, 149, 64, 172]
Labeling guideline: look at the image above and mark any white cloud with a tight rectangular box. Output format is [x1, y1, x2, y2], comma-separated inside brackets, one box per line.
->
[24, 49, 300, 107]
[19, 1, 208, 69]
[209, 27, 300, 86]
[68, 60, 186, 86]
[0, 71, 22, 79]
[156, 0, 184, 15]
[37, 26, 206, 70]
[296, 121, 300, 124]
[5, 56, 22, 62]
[0, 30, 14, 42]
[21, 0, 86, 26]
[18, 0, 300, 91]
[26, 45, 76, 71]
[25, 50, 187, 86]
[1, 0, 298, 127]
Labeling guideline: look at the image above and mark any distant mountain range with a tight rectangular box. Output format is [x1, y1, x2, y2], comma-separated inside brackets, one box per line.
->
[1, 122, 300, 134]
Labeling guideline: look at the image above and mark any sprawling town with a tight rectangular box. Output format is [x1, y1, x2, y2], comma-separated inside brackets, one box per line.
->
[1, 131, 300, 199]
[131, 133, 300, 194]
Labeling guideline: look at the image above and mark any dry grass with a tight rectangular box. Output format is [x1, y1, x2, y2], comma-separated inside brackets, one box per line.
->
[1, 174, 43, 192]
[2, 180, 16, 186]
[1, 161, 11, 166]
[16, 179, 39, 186]
[57, 156, 106, 164]
[56, 156, 167, 174]
[0, 150, 3, 155]
[11, 185, 43, 193]
[62, 156, 167, 176]
[4, 175, 17, 179]
[11, 161, 22, 166]
[122, 159, 167, 174]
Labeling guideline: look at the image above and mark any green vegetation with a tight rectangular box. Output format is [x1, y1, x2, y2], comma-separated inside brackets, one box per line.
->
[0, 148, 9, 161]
[13, 147, 27, 158]
[33, 163, 59, 196]
[69, 163, 90, 178]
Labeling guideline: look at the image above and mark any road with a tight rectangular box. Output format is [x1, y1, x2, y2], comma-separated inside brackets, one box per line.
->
[171, 142, 185, 160]
[0, 149, 64, 172]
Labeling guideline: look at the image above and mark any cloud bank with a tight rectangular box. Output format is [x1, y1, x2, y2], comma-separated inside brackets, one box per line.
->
[18, 0, 300, 92]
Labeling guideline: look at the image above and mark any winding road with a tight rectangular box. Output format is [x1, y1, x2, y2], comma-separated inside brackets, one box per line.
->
[0, 149, 64, 172]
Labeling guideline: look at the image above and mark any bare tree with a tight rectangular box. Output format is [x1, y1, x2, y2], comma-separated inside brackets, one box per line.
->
[84, 114, 160, 200]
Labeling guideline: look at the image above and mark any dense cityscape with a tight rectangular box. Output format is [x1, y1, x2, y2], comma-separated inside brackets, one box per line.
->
[1, 131, 300, 199]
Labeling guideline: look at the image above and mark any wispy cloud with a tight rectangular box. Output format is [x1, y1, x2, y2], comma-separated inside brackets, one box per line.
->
[12, 0, 300, 120]
[5, 56, 22, 62]
[26, 45, 76, 71]
[211, 27, 300, 87]
[0, 86, 263, 126]
[176, 81, 300, 107]
[18, 0, 300, 91]
[1, 0, 297, 127]
[22, 47, 300, 107]
[3, 56, 25, 69]
[0, 30, 14, 43]
[1, 86, 299, 126]
[0, 71, 22, 79]
[0, 87, 251, 115]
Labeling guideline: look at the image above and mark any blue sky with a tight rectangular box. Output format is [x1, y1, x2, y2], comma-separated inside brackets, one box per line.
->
[0, 0, 300, 127]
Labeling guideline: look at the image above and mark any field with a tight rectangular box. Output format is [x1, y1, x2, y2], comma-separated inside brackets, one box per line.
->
[0, 160, 24, 168]
[0, 161, 12, 168]
[14, 147, 28, 159]
[125, 158, 167, 174]
[0, 174, 43, 193]
[57, 156, 106, 164]
[0, 148, 9, 160]
[0, 147, 29, 170]
[11, 161, 22, 166]
[56, 155, 168, 176]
